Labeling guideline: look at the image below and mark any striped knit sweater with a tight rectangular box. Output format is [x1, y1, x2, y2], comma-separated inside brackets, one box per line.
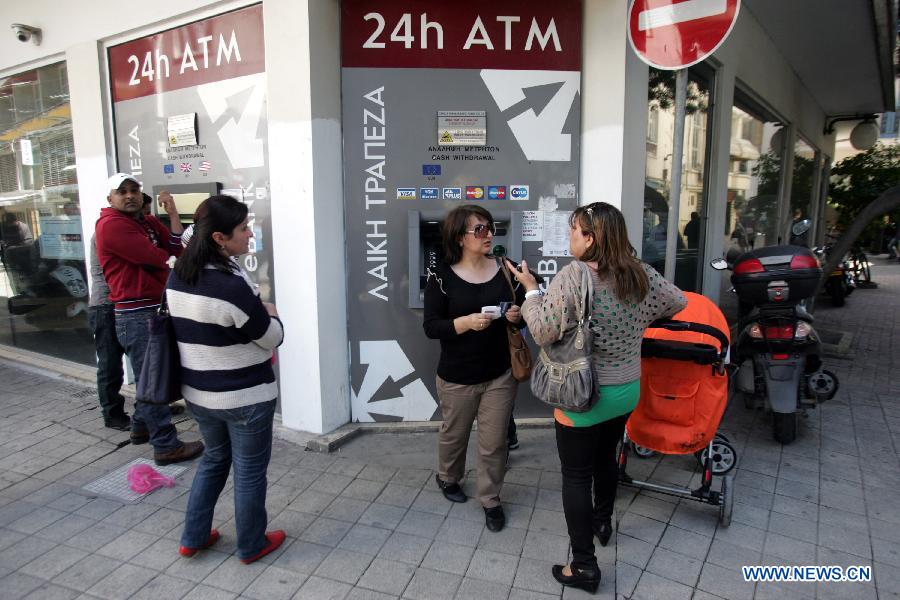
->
[167, 266, 284, 410]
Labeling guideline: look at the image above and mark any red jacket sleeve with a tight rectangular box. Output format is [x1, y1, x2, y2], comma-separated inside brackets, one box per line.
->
[147, 215, 183, 258]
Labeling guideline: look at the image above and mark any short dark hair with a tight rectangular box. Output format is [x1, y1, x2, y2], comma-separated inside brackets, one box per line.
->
[441, 204, 494, 264]
[142, 193, 153, 206]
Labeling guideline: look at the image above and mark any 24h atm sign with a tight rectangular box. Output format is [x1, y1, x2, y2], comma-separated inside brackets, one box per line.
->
[628, 0, 740, 69]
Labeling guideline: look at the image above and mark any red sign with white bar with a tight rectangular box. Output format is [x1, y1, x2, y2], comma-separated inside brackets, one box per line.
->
[108, 4, 265, 103]
[627, 0, 740, 70]
[341, 0, 581, 71]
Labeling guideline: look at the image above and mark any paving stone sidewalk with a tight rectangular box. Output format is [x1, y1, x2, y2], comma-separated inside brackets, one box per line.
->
[0, 260, 897, 600]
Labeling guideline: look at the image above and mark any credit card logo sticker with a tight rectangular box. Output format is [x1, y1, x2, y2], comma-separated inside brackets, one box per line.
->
[510, 185, 529, 200]
[397, 188, 417, 199]
[466, 186, 484, 200]
[420, 187, 439, 199]
[488, 186, 507, 200]
[443, 187, 462, 200]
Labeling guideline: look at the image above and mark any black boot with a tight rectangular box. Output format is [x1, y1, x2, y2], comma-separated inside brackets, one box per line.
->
[551, 564, 601, 593]
[593, 519, 613, 547]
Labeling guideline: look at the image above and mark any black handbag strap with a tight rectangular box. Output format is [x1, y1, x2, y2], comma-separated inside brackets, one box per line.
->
[157, 285, 170, 316]
[498, 258, 518, 302]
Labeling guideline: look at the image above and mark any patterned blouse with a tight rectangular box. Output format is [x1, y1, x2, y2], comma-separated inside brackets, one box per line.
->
[522, 260, 686, 386]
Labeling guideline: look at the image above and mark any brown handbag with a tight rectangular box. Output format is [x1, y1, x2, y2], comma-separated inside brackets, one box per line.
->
[500, 263, 533, 382]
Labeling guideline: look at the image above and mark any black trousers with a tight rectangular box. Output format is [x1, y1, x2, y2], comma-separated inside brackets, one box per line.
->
[555, 413, 629, 570]
[87, 304, 126, 420]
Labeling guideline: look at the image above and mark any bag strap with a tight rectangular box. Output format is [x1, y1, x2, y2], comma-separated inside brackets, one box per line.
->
[158, 275, 172, 316]
[573, 261, 594, 326]
[498, 258, 517, 302]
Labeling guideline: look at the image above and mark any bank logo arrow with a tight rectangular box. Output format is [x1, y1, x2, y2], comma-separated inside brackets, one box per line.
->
[480, 70, 580, 162]
[196, 72, 267, 170]
[351, 341, 437, 422]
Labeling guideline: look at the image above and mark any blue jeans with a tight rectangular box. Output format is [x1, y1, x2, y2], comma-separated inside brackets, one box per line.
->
[88, 304, 125, 419]
[181, 399, 276, 559]
[114, 307, 180, 452]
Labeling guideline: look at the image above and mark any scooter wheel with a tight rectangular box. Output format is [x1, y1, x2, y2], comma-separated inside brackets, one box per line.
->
[773, 412, 797, 444]
[808, 369, 839, 401]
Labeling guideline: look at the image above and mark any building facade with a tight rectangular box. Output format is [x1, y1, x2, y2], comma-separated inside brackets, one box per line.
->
[0, 0, 895, 433]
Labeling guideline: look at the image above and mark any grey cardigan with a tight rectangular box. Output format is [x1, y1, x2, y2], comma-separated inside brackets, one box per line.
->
[522, 261, 687, 386]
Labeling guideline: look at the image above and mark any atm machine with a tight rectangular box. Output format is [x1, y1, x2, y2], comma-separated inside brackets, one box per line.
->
[408, 209, 522, 309]
[150, 182, 222, 228]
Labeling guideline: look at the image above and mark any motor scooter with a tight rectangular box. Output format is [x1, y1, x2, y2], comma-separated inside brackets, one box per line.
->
[812, 243, 855, 307]
[712, 224, 838, 444]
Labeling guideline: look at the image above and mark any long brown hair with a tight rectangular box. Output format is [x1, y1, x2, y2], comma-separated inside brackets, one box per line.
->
[441, 204, 494, 264]
[570, 202, 649, 302]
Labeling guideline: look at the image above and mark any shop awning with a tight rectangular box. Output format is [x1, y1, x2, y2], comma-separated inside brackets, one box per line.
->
[744, 0, 896, 114]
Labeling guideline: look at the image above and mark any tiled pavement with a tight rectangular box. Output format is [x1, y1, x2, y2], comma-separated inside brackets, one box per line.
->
[0, 260, 897, 600]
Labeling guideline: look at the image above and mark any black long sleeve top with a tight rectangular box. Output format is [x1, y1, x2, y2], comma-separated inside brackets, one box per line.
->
[423, 262, 526, 385]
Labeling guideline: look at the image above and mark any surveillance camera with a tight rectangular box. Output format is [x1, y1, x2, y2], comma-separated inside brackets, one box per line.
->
[11, 24, 41, 45]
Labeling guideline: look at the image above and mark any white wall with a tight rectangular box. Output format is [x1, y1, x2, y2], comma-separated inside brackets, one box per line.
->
[580, 0, 628, 211]
[264, 0, 349, 434]
[0, 0, 232, 72]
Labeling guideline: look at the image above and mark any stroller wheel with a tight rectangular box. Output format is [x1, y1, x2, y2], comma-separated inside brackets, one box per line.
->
[631, 443, 656, 459]
[719, 473, 734, 527]
[696, 440, 737, 475]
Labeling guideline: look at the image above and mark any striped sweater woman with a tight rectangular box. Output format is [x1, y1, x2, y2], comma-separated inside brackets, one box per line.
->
[167, 266, 283, 408]
[169, 194, 286, 564]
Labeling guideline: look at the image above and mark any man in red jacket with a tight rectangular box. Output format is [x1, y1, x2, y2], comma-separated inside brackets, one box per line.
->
[96, 173, 203, 466]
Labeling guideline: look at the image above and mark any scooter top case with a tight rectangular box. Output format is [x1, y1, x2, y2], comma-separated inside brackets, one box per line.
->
[731, 245, 821, 307]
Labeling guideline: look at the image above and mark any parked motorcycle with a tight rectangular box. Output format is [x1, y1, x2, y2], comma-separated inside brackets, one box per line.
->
[712, 237, 839, 444]
[813, 243, 855, 306]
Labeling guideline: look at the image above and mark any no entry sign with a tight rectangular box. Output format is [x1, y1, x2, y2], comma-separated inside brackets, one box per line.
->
[628, 0, 740, 70]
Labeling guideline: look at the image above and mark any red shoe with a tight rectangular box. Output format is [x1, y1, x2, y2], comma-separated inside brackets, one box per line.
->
[178, 529, 220, 557]
[240, 530, 286, 564]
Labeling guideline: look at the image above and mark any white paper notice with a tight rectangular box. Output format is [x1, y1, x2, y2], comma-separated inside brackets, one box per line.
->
[38, 216, 83, 260]
[522, 211, 543, 241]
[19, 139, 33, 166]
[167, 113, 198, 147]
[437, 111, 487, 146]
[543, 211, 572, 257]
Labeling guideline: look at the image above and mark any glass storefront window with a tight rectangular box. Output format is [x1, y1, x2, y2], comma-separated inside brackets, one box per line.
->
[0, 62, 93, 364]
[788, 137, 818, 246]
[720, 101, 786, 321]
[643, 67, 713, 292]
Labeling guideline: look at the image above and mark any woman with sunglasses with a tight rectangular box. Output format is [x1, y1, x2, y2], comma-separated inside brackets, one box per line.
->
[423, 204, 525, 533]
[507, 202, 685, 593]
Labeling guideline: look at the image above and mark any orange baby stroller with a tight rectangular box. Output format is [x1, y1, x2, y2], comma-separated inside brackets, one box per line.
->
[618, 292, 736, 526]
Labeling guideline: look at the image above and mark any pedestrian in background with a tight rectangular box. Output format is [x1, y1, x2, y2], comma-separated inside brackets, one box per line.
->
[423, 204, 525, 533]
[169, 195, 285, 563]
[509, 202, 686, 593]
[86, 233, 128, 430]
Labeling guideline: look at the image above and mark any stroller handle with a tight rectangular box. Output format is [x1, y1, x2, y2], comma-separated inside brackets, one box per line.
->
[647, 319, 730, 356]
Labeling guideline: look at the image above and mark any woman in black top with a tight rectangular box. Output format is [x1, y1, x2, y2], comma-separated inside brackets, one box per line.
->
[423, 205, 525, 533]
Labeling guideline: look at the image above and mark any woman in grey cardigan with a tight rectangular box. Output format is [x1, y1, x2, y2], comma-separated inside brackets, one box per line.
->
[507, 202, 686, 593]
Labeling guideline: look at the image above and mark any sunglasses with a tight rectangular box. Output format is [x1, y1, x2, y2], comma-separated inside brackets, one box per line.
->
[465, 223, 496, 239]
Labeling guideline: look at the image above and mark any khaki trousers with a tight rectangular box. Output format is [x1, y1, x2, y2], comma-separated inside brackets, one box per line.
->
[436, 370, 517, 508]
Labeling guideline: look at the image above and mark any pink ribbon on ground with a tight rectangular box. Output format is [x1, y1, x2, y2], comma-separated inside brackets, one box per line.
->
[127, 463, 176, 493]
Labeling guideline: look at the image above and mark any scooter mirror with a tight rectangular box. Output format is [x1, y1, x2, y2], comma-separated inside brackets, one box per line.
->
[710, 258, 729, 271]
[791, 218, 812, 236]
